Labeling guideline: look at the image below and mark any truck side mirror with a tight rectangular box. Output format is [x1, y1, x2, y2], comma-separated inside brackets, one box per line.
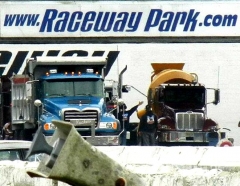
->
[25, 82, 32, 98]
[213, 89, 220, 105]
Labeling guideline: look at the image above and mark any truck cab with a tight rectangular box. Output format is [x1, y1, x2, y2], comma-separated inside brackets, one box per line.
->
[152, 84, 221, 146]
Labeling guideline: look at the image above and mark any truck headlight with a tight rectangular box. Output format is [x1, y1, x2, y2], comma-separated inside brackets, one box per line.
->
[99, 122, 117, 129]
[161, 125, 168, 129]
[43, 123, 56, 130]
[106, 123, 112, 128]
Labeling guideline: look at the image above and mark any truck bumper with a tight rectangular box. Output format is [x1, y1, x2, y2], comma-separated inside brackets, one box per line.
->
[83, 135, 120, 146]
[157, 131, 216, 146]
[45, 135, 120, 146]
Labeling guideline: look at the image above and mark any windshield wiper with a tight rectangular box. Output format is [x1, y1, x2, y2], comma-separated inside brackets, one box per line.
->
[48, 94, 66, 97]
[75, 93, 92, 96]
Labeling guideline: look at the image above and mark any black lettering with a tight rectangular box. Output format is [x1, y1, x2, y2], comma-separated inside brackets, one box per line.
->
[0, 49, 120, 77]
[105, 51, 119, 76]
[0, 51, 12, 76]
[46, 50, 60, 56]
[8, 51, 28, 76]
[62, 50, 88, 56]
[30, 51, 44, 58]
[92, 51, 105, 56]
[0, 51, 12, 65]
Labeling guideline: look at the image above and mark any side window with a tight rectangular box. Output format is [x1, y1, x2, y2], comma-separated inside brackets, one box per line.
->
[0, 150, 20, 161]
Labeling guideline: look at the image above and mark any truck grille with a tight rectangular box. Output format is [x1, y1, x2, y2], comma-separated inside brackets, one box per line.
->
[176, 112, 204, 130]
[64, 110, 98, 128]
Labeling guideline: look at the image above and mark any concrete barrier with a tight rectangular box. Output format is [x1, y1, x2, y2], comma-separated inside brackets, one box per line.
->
[1, 146, 240, 186]
[0, 161, 69, 186]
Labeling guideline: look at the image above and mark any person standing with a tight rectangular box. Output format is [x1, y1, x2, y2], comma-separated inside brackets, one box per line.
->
[2, 122, 13, 140]
[118, 100, 143, 145]
[138, 105, 158, 146]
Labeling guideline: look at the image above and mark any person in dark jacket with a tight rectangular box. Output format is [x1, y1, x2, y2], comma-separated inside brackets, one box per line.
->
[138, 105, 158, 146]
[118, 100, 143, 145]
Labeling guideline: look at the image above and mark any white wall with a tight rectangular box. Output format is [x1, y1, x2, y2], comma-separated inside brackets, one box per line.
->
[1, 43, 239, 145]
[2, 146, 240, 186]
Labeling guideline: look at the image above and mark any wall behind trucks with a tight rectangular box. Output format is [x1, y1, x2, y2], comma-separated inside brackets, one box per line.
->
[1, 43, 240, 145]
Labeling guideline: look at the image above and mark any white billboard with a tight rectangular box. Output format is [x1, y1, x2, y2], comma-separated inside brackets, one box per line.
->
[0, 1, 239, 37]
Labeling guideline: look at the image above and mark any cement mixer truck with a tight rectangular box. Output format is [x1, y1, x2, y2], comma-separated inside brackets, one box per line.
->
[0, 56, 128, 145]
[139, 63, 233, 147]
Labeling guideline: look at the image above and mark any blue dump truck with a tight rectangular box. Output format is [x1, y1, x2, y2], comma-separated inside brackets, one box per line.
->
[4, 56, 127, 145]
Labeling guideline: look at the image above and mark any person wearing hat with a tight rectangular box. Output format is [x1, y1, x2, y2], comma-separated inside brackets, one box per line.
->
[138, 105, 158, 146]
[118, 101, 143, 145]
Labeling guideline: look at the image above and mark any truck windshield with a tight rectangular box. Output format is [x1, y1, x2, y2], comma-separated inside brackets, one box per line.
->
[161, 87, 205, 109]
[43, 79, 104, 97]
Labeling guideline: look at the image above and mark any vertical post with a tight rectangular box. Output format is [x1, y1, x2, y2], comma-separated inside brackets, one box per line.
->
[122, 105, 126, 145]
[37, 107, 40, 127]
[118, 65, 127, 98]
[91, 120, 95, 138]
